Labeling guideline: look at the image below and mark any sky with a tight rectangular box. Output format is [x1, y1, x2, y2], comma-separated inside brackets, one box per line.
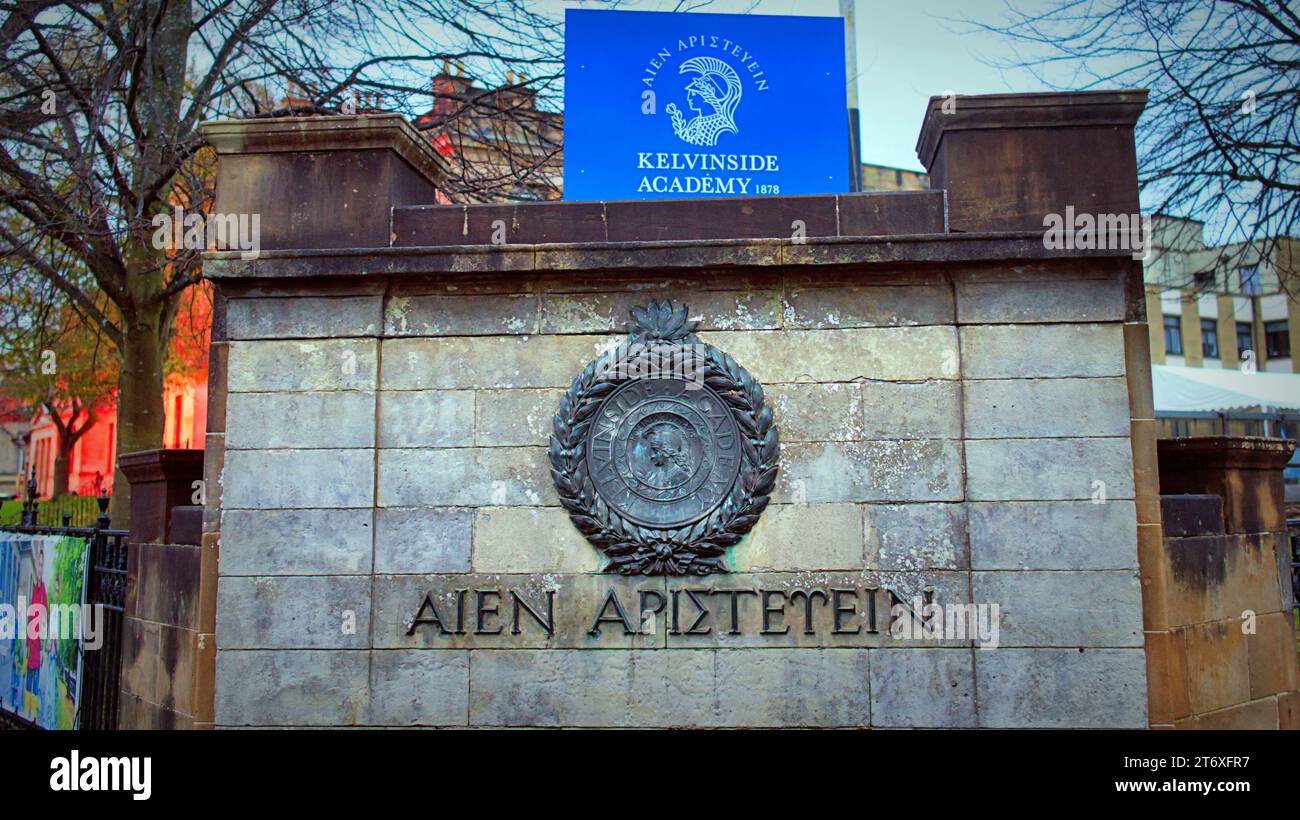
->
[558, 0, 1059, 171]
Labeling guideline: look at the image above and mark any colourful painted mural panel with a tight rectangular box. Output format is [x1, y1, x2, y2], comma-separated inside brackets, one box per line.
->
[0, 531, 90, 729]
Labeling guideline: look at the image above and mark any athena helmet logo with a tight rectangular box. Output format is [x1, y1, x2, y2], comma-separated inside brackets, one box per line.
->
[665, 56, 742, 147]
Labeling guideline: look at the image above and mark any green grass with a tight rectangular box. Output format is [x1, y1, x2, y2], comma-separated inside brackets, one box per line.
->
[0, 495, 101, 528]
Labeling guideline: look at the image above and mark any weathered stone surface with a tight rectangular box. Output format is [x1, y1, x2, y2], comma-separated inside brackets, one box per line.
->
[384, 292, 539, 336]
[702, 326, 959, 383]
[965, 437, 1134, 500]
[378, 390, 474, 447]
[217, 575, 371, 649]
[712, 649, 870, 727]
[215, 650, 368, 726]
[864, 503, 968, 570]
[227, 339, 378, 392]
[955, 271, 1125, 324]
[859, 381, 962, 440]
[468, 650, 631, 726]
[226, 391, 376, 449]
[120, 619, 159, 702]
[870, 648, 977, 727]
[775, 440, 963, 503]
[221, 508, 374, 575]
[380, 335, 618, 390]
[730, 504, 864, 571]
[367, 650, 469, 726]
[467, 648, 870, 727]
[964, 377, 1130, 438]
[223, 448, 375, 509]
[1177, 697, 1281, 730]
[541, 288, 781, 334]
[1164, 533, 1285, 627]
[969, 500, 1138, 569]
[782, 281, 954, 329]
[475, 388, 558, 446]
[1247, 612, 1300, 700]
[203, 432, 224, 533]
[374, 507, 472, 574]
[377, 447, 552, 507]
[975, 648, 1148, 727]
[373, 573, 664, 650]
[624, 651, 719, 727]
[971, 570, 1143, 647]
[473, 506, 603, 573]
[769, 383, 860, 442]
[960, 324, 1125, 378]
[1183, 620, 1249, 714]
[538, 270, 778, 294]
[227, 295, 381, 339]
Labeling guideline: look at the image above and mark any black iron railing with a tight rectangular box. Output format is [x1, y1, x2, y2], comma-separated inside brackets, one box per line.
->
[1, 471, 128, 730]
[1289, 518, 1300, 619]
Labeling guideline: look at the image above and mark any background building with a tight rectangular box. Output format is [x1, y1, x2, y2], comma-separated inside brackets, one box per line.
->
[1142, 215, 1300, 498]
[416, 64, 563, 202]
[860, 162, 928, 192]
[1145, 214, 1298, 374]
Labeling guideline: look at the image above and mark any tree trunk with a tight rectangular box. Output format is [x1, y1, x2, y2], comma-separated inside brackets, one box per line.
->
[51, 433, 71, 498]
[109, 245, 169, 527]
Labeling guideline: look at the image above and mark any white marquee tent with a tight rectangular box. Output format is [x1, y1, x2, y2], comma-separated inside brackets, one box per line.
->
[1151, 364, 1300, 413]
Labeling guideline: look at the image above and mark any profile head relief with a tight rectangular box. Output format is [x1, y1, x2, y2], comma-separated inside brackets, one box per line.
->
[667, 56, 743, 146]
[680, 56, 742, 116]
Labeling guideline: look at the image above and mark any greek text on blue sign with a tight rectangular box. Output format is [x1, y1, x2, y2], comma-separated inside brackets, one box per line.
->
[564, 9, 849, 200]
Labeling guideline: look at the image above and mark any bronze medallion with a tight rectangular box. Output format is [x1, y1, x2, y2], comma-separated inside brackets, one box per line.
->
[549, 300, 779, 575]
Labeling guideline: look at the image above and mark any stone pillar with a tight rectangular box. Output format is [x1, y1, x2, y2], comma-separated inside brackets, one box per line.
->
[118, 448, 205, 546]
[1157, 436, 1293, 535]
[1143, 436, 1299, 729]
[916, 90, 1147, 233]
[116, 447, 208, 729]
[201, 114, 448, 251]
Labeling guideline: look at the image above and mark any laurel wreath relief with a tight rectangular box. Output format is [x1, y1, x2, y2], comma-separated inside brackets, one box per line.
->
[548, 302, 780, 576]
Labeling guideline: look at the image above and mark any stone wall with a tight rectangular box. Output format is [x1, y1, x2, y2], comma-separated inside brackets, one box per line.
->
[1144, 440, 1300, 729]
[198, 92, 1170, 729]
[206, 258, 1152, 728]
[117, 448, 210, 728]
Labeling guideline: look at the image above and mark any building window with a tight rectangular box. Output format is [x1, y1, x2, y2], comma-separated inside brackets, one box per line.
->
[1264, 320, 1290, 359]
[1238, 265, 1260, 295]
[1201, 319, 1219, 358]
[1163, 315, 1183, 355]
[1236, 322, 1254, 355]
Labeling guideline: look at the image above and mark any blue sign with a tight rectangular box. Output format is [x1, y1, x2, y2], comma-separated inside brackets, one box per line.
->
[564, 8, 849, 200]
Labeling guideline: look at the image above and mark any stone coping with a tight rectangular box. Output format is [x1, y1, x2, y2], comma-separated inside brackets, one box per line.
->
[200, 114, 448, 186]
[118, 448, 206, 484]
[204, 230, 1136, 280]
[915, 89, 1149, 169]
[1157, 435, 1296, 472]
[392, 190, 946, 246]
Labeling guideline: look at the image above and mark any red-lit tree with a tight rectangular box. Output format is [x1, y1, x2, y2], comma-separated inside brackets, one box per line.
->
[0, 270, 118, 497]
[0, 0, 593, 521]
